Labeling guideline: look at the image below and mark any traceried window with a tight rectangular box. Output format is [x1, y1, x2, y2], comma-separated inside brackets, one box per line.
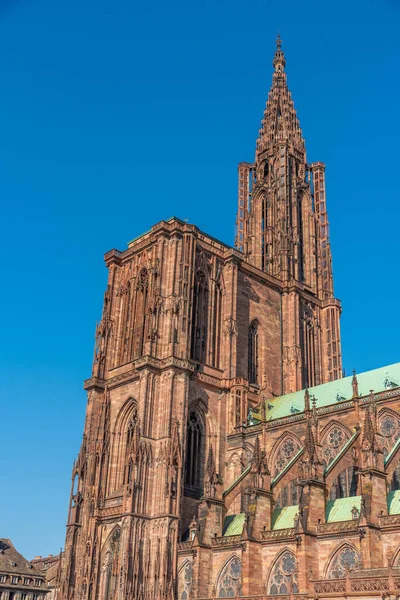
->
[101, 528, 121, 600]
[273, 435, 302, 478]
[124, 408, 138, 485]
[185, 410, 204, 492]
[276, 478, 302, 508]
[217, 556, 242, 598]
[329, 467, 359, 500]
[178, 561, 193, 600]
[327, 545, 361, 579]
[248, 321, 259, 385]
[235, 390, 242, 427]
[191, 268, 209, 363]
[321, 424, 351, 468]
[379, 412, 400, 458]
[268, 551, 298, 594]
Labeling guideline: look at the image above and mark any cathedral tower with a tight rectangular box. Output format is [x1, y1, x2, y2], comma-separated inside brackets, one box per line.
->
[59, 37, 344, 600]
[235, 35, 342, 389]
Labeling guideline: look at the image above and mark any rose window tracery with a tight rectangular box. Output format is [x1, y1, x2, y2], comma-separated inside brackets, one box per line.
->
[379, 413, 400, 458]
[273, 436, 301, 477]
[321, 424, 350, 468]
[217, 557, 242, 598]
[327, 546, 361, 579]
[268, 551, 298, 594]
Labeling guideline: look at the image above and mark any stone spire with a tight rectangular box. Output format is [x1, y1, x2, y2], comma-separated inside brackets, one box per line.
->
[235, 35, 343, 391]
[256, 35, 304, 155]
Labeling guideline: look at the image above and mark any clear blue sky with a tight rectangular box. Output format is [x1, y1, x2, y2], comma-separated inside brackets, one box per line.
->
[0, 0, 399, 559]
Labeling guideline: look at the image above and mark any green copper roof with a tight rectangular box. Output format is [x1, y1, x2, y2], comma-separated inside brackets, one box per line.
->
[326, 496, 361, 522]
[388, 490, 400, 515]
[250, 362, 400, 424]
[223, 513, 246, 536]
[272, 505, 299, 530]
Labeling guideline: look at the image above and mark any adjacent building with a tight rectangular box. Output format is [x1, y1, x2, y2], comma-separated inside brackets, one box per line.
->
[0, 539, 48, 600]
[58, 37, 400, 600]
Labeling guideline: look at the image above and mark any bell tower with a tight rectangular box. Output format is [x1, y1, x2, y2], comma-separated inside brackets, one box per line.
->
[235, 35, 342, 391]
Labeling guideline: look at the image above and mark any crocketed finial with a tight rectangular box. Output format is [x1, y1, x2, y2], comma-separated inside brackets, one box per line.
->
[273, 33, 286, 72]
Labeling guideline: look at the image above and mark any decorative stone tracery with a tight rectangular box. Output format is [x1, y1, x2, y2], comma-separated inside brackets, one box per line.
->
[326, 545, 361, 579]
[271, 434, 302, 478]
[268, 551, 298, 594]
[378, 410, 400, 458]
[320, 422, 351, 468]
[178, 561, 193, 600]
[217, 556, 242, 598]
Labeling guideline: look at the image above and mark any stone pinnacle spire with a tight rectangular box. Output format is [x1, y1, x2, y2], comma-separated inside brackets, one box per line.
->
[273, 33, 286, 72]
[256, 36, 304, 153]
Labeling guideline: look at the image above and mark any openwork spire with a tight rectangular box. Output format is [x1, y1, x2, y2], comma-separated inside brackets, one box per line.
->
[256, 35, 304, 154]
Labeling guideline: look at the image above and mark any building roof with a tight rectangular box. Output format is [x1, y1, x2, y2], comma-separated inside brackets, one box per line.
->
[250, 362, 400, 423]
[272, 505, 299, 530]
[388, 490, 400, 515]
[0, 539, 44, 577]
[326, 496, 361, 522]
[222, 513, 246, 536]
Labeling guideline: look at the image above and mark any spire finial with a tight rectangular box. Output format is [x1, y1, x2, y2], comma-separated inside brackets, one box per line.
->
[273, 33, 286, 72]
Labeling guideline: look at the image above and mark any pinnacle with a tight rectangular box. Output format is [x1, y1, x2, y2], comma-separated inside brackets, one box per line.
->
[256, 36, 304, 153]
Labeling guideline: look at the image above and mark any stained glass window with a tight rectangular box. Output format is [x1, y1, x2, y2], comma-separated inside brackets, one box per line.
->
[217, 556, 242, 598]
[268, 551, 298, 595]
[379, 412, 400, 458]
[329, 467, 358, 500]
[248, 322, 259, 385]
[327, 545, 361, 579]
[185, 410, 204, 492]
[321, 424, 351, 468]
[273, 436, 301, 477]
[277, 478, 302, 508]
[178, 561, 193, 600]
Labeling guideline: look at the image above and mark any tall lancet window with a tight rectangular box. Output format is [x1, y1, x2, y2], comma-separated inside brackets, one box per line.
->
[248, 321, 259, 385]
[101, 528, 121, 600]
[191, 269, 209, 363]
[185, 410, 204, 493]
[124, 408, 138, 485]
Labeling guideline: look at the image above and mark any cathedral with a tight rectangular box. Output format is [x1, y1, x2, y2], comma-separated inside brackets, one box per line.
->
[59, 37, 400, 600]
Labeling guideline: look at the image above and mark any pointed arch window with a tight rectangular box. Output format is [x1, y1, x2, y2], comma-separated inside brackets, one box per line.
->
[327, 545, 361, 579]
[178, 561, 193, 600]
[124, 408, 138, 485]
[191, 268, 209, 363]
[329, 467, 359, 500]
[272, 435, 301, 478]
[321, 423, 351, 468]
[248, 321, 259, 385]
[277, 478, 302, 508]
[101, 528, 121, 600]
[185, 410, 204, 493]
[268, 551, 298, 595]
[217, 556, 242, 598]
[379, 411, 400, 458]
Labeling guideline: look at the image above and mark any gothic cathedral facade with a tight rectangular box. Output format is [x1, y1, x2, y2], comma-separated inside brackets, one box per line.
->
[59, 38, 400, 600]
